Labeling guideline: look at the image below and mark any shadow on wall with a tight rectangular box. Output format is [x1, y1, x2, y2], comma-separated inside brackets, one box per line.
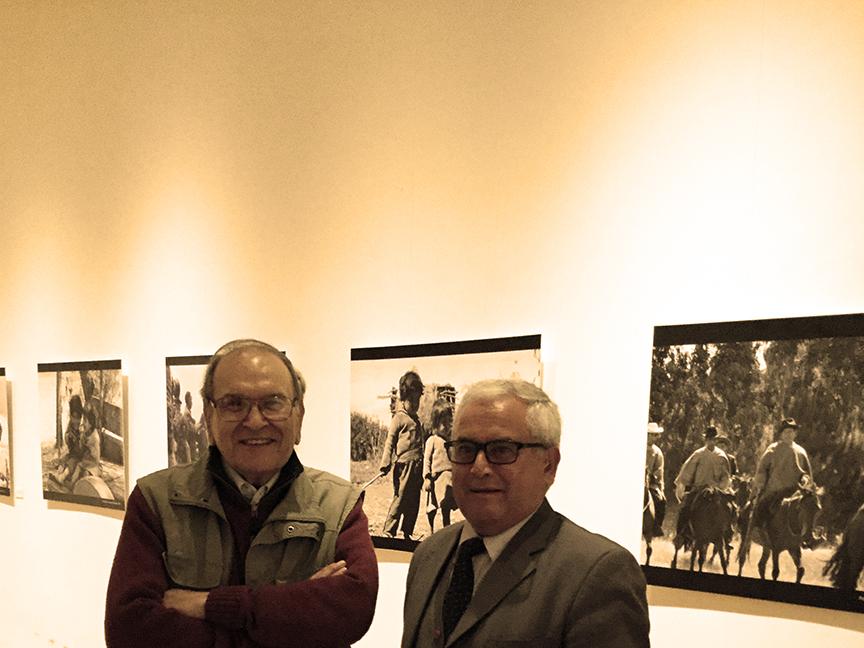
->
[647, 585, 864, 633]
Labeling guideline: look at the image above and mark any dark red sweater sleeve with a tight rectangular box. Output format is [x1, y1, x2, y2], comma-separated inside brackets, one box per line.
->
[104, 486, 235, 648]
[204, 497, 379, 648]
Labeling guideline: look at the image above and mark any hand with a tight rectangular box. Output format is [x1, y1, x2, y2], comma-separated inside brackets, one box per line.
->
[423, 477, 433, 492]
[379, 464, 391, 475]
[163, 589, 208, 619]
[310, 560, 347, 580]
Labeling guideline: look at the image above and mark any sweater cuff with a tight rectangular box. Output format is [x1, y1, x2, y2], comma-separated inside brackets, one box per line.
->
[205, 586, 253, 630]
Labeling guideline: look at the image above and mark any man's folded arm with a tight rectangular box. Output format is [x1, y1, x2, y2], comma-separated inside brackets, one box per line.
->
[204, 497, 379, 648]
[105, 486, 233, 648]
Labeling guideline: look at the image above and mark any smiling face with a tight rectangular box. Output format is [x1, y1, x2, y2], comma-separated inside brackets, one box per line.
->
[205, 348, 303, 486]
[451, 395, 560, 537]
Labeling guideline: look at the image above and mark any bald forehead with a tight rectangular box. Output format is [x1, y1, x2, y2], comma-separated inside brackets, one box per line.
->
[454, 395, 529, 434]
[212, 348, 294, 397]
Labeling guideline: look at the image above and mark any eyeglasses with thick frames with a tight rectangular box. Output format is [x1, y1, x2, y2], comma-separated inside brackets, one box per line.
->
[444, 439, 547, 465]
[210, 394, 296, 422]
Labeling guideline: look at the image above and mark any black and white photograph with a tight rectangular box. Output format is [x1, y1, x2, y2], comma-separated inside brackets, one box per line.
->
[351, 335, 542, 551]
[642, 314, 864, 613]
[40, 360, 126, 510]
[0, 369, 10, 497]
[165, 356, 210, 467]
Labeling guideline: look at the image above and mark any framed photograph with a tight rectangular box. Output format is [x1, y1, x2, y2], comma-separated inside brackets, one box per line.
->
[39, 360, 126, 510]
[0, 369, 10, 497]
[642, 314, 864, 613]
[351, 334, 542, 552]
[165, 356, 210, 468]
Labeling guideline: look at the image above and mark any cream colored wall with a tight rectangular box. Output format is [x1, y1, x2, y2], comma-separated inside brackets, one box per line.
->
[1, 1, 863, 645]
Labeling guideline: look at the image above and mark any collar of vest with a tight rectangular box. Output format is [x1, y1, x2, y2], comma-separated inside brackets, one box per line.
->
[167, 447, 304, 512]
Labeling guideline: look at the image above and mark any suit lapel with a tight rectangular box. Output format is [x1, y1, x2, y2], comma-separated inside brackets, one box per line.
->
[447, 500, 561, 646]
[405, 523, 462, 647]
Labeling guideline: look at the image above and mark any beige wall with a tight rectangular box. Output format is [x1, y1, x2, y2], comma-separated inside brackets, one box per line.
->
[1, 1, 863, 645]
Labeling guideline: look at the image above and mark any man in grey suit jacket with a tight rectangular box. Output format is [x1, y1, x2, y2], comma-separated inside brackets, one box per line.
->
[401, 379, 650, 647]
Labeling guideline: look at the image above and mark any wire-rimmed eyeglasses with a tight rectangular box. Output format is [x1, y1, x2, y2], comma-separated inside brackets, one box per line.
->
[209, 394, 297, 422]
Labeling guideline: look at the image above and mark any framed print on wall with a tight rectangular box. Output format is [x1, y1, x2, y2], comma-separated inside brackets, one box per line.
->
[642, 313, 864, 613]
[351, 334, 542, 552]
[165, 356, 210, 468]
[0, 369, 10, 497]
[39, 360, 126, 510]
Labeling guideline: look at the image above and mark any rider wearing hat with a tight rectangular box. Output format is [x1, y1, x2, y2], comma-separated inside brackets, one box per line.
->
[750, 417, 814, 533]
[673, 425, 733, 541]
[645, 422, 666, 537]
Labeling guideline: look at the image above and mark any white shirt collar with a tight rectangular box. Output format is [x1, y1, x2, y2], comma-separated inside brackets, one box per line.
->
[458, 503, 542, 562]
[222, 459, 280, 512]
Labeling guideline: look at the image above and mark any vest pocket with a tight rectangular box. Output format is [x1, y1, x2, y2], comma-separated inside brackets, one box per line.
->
[162, 551, 223, 589]
[248, 520, 326, 585]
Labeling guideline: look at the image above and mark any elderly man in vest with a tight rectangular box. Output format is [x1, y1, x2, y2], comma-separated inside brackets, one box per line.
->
[106, 339, 378, 647]
[401, 379, 649, 647]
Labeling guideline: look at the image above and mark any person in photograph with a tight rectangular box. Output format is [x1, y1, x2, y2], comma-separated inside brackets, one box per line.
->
[166, 373, 180, 466]
[0, 420, 8, 489]
[170, 378, 191, 465]
[106, 339, 378, 648]
[715, 435, 738, 477]
[379, 370, 425, 539]
[66, 405, 102, 486]
[750, 417, 815, 540]
[645, 422, 666, 538]
[50, 395, 85, 487]
[401, 379, 650, 648]
[181, 391, 203, 461]
[195, 411, 209, 459]
[673, 426, 733, 543]
[423, 399, 456, 533]
[63, 394, 83, 455]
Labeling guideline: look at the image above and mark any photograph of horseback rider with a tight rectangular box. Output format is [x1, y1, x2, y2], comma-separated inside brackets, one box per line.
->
[673, 426, 733, 540]
[645, 422, 666, 538]
[644, 314, 864, 612]
[747, 418, 817, 547]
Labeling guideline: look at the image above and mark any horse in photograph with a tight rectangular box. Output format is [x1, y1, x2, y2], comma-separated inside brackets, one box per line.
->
[643, 486, 655, 566]
[755, 484, 822, 583]
[823, 502, 864, 591]
[732, 475, 752, 534]
[710, 475, 751, 564]
[672, 487, 734, 574]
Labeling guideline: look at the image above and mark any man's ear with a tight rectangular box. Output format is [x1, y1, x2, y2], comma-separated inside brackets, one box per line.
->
[203, 401, 215, 444]
[294, 405, 305, 445]
[545, 447, 561, 486]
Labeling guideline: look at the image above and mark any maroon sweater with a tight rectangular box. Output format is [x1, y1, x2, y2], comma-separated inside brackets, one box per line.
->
[105, 454, 378, 647]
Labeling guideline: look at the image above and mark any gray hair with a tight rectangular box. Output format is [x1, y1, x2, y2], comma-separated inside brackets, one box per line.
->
[454, 379, 561, 447]
[201, 339, 306, 408]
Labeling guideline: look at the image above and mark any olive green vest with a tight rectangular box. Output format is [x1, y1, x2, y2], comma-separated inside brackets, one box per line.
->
[138, 455, 360, 589]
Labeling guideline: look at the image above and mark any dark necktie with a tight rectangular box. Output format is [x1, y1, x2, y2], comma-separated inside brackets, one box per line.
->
[442, 536, 486, 639]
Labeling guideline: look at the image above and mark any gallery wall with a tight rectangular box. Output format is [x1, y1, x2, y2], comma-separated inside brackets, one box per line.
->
[1, 1, 863, 645]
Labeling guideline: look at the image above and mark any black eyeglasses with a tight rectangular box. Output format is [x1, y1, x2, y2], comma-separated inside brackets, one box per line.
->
[210, 395, 296, 422]
[444, 439, 547, 465]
